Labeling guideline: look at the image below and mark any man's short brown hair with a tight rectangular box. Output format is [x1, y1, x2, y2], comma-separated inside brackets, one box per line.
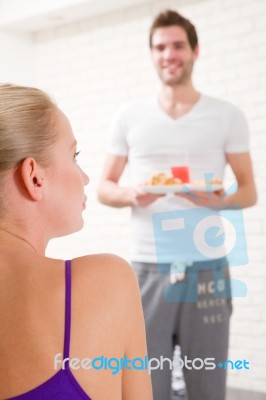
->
[149, 9, 198, 50]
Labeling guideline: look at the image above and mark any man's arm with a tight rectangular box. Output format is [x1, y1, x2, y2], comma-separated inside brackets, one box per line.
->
[177, 152, 257, 210]
[223, 152, 257, 208]
[97, 154, 133, 208]
[98, 154, 165, 208]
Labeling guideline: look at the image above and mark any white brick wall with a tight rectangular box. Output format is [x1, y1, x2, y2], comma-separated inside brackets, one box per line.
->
[33, 0, 266, 393]
[0, 31, 34, 84]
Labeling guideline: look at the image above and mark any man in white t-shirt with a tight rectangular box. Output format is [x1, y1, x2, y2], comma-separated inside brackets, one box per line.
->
[98, 10, 257, 400]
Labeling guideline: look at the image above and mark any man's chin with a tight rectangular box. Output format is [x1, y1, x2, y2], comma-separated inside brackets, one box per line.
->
[158, 70, 191, 86]
[161, 76, 182, 86]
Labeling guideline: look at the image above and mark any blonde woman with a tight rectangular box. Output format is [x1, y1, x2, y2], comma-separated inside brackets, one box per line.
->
[0, 84, 152, 400]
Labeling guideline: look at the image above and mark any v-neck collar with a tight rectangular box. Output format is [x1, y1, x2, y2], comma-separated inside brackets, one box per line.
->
[155, 93, 204, 122]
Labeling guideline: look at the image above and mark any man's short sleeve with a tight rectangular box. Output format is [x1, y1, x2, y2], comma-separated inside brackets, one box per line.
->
[107, 108, 128, 156]
[225, 106, 250, 153]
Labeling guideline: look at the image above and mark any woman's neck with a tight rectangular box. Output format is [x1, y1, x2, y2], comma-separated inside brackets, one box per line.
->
[0, 226, 44, 256]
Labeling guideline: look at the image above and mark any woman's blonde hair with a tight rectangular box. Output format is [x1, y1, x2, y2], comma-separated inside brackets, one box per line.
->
[0, 83, 58, 212]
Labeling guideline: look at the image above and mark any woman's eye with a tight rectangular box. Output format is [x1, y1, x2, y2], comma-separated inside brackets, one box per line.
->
[74, 151, 80, 161]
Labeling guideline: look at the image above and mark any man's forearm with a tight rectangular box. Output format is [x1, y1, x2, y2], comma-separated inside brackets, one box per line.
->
[222, 184, 257, 209]
[98, 180, 134, 208]
[180, 183, 257, 210]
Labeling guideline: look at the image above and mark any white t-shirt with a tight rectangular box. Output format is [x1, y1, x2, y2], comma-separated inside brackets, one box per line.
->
[107, 95, 249, 263]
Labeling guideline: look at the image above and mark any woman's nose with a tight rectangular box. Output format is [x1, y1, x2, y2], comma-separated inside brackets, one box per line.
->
[80, 168, 90, 186]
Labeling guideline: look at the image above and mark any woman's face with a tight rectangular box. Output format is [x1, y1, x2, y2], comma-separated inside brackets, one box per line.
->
[45, 109, 89, 237]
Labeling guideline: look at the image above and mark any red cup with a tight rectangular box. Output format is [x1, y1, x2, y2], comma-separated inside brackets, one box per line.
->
[171, 166, 190, 183]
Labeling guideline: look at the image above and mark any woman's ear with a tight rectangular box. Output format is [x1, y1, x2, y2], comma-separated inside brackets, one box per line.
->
[21, 157, 44, 201]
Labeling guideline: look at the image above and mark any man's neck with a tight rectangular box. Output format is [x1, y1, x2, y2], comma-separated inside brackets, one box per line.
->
[158, 83, 200, 119]
[159, 82, 200, 106]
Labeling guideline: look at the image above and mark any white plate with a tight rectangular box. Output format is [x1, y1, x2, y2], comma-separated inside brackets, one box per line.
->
[144, 183, 223, 194]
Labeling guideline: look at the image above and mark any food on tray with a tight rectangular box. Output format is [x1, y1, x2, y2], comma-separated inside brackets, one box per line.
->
[211, 178, 222, 184]
[146, 172, 222, 188]
[192, 178, 222, 186]
[146, 173, 182, 186]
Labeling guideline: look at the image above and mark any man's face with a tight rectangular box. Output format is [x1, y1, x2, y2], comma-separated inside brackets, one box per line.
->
[151, 25, 198, 86]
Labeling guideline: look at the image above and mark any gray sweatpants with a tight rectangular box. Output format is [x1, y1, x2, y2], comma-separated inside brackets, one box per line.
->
[132, 258, 232, 400]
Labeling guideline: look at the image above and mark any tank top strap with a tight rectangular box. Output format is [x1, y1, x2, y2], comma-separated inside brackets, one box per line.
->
[63, 259, 72, 367]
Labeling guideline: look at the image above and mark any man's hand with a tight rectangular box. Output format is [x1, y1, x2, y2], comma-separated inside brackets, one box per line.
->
[176, 188, 226, 209]
[130, 185, 165, 207]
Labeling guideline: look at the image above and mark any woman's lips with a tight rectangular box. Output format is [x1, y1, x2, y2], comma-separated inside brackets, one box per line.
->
[83, 196, 87, 209]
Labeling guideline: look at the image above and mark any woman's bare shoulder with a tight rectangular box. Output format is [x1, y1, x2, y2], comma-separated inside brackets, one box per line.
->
[72, 254, 136, 282]
[70, 254, 142, 352]
[71, 254, 139, 303]
[72, 253, 130, 268]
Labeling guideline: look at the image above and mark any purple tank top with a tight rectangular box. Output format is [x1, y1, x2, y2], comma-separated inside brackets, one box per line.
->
[7, 260, 92, 400]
